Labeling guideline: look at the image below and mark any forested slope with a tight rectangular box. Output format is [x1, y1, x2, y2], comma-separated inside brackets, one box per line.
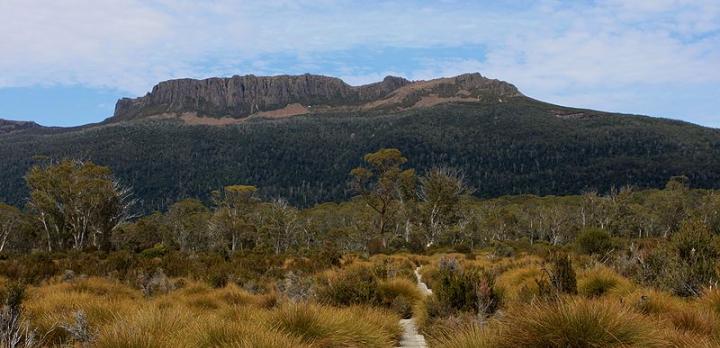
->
[1, 97, 719, 211]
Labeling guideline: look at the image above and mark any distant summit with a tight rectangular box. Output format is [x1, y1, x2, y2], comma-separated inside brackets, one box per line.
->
[110, 73, 522, 122]
[0, 118, 41, 134]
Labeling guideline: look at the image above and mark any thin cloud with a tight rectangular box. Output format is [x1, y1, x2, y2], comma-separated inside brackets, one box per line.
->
[0, 0, 717, 125]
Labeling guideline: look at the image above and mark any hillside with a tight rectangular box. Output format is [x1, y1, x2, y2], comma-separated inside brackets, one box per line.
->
[0, 118, 41, 134]
[1, 73, 719, 211]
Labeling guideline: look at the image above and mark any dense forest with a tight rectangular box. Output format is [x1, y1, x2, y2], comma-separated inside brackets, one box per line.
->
[2, 98, 720, 212]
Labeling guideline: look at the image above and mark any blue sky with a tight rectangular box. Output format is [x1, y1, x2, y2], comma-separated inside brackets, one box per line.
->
[0, 0, 718, 127]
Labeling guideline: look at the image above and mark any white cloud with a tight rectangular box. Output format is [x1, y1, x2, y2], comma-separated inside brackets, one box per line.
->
[0, 0, 718, 126]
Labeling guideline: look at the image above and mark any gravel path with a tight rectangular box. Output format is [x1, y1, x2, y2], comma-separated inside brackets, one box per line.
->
[397, 266, 432, 348]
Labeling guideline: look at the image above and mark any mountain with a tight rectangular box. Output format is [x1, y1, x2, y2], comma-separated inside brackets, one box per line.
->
[0, 119, 41, 134]
[1, 73, 720, 211]
[109, 73, 521, 122]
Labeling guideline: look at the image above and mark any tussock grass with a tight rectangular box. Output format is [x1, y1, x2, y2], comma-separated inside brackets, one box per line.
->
[268, 303, 400, 347]
[495, 264, 544, 303]
[432, 324, 498, 348]
[577, 265, 635, 297]
[95, 306, 193, 347]
[497, 298, 667, 347]
[699, 288, 720, 315]
[368, 254, 417, 280]
[435, 297, 670, 348]
[187, 319, 308, 348]
[622, 288, 684, 315]
[19, 276, 402, 347]
[378, 278, 422, 318]
[23, 277, 141, 344]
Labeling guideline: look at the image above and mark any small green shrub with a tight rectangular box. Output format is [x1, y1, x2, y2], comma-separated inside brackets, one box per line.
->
[549, 253, 577, 295]
[434, 257, 498, 315]
[640, 220, 720, 297]
[140, 243, 169, 258]
[316, 263, 380, 306]
[576, 228, 613, 255]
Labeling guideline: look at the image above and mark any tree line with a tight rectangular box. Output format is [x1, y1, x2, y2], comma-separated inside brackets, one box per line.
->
[3, 101, 720, 213]
[1, 148, 719, 255]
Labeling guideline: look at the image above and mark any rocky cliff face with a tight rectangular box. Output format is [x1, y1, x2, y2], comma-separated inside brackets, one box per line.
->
[111, 73, 522, 121]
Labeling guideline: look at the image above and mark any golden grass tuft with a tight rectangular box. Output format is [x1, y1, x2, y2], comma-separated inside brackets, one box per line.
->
[187, 318, 309, 348]
[268, 303, 401, 347]
[432, 324, 499, 348]
[699, 288, 720, 315]
[495, 264, 544, 304]
[23, 277, 141, 344]
[95, 306, 193, 348]
[19, 275, 404, 347]
[577, 265, 635, 298]
[492, 298, 667, 347]
[500, 299, 661, 346]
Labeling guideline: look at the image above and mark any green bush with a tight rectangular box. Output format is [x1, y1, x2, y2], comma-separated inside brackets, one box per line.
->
[316, 264, 380, 306]
[492, 243, 515, 258]
[549, 253, 577, 295]
[140, 243, 169, 258]
[639, 220, 720, 297]
[434, 257, 498, 315]
[576, 228, 613, 255]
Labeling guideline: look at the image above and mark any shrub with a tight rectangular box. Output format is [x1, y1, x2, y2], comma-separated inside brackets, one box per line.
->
[576, 228, 613, 255]
[1, 282, 33, 348]
[316, 263, 380, 306]
[453, 244, 472, 254]
[140, 268, 174, 297]
[140, 243, 169, 258]
[207, 270, 229, 289]
[276, 271, 314, 302]
[368, 255, 416, 281]
[670, 220, 720, 296]
[549, 253, 577, 295]
[434, 257, 498, 315]
[640, 220, 720, 297]
[492, 243, 515, 258]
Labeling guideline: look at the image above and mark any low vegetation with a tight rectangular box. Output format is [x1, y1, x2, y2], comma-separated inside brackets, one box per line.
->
[3, 149, 720, 346]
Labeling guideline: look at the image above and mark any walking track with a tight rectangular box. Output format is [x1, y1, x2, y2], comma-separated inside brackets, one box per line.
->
[397, 267, 432, 348]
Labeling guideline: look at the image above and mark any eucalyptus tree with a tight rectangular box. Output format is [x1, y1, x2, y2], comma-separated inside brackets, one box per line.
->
[0, 203, 23, 253]
[209, 185, 259, 253]
[26, 160, 133, 251]
[418, 167, 474, 246]
[166, 198, 211, 252]
[350, 148, 416, 247]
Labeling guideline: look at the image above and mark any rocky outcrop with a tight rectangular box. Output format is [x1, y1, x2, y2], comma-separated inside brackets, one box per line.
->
[0, 119, 41, 134]
[111, 73, 522, 121]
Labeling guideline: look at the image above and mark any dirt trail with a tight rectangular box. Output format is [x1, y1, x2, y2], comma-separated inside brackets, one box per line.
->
[397, 267, 431, 348]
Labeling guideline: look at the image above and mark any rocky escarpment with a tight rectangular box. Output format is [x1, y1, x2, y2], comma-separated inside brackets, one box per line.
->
[110, 73, 523, 122]
[0, 119, 41, 134]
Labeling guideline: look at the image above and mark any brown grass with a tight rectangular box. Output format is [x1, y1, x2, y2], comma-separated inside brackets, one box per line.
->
[20, 276, 401, 347]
